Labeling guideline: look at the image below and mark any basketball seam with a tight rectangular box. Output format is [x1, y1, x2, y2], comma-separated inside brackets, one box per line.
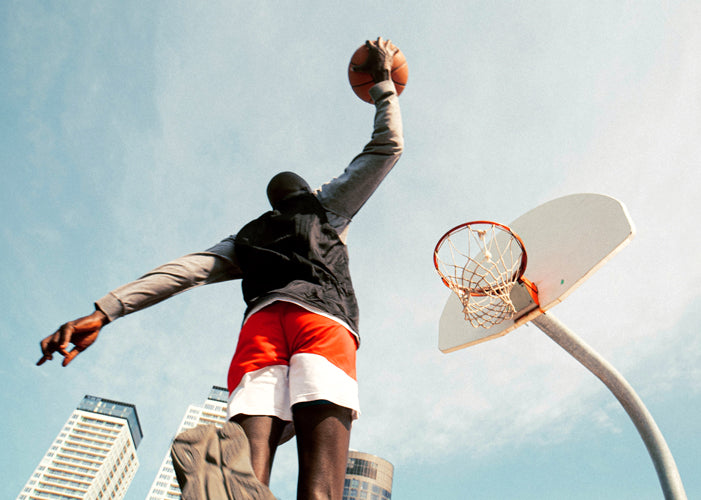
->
[350, 80, 374, 88]
[392, 61, 408, 71]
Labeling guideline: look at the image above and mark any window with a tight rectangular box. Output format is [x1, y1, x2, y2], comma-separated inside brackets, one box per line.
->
[346, 458, 378, 480]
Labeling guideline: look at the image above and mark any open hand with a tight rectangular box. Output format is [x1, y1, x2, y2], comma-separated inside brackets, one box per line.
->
[37, 309, 108, 367]
[352, 36, 399, 83]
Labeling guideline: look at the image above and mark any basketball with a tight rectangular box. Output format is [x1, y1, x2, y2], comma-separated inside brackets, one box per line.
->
[348, 43, 408, 104]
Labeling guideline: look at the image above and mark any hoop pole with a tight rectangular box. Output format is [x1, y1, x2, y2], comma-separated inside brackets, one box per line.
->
[532, 313, 687, 500]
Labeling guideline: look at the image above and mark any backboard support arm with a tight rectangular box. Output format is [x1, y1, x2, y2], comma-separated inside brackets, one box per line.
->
[532, 312, 687, 500]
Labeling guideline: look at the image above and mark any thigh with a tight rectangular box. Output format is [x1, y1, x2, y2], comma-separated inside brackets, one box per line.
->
[293, 403, 353, 500]
[231, 414, 287, 486]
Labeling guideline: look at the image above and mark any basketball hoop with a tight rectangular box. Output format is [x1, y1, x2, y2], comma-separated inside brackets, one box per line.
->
[434, 221, 530, 328]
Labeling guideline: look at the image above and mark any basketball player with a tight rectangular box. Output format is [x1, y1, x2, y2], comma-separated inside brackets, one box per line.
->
[37, 37, 403, 499]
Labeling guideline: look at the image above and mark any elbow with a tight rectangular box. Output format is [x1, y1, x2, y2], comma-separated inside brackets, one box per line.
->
[394, 135, 404, 154]
[362, 135, 404, 157]
[385, 134, 403, 156]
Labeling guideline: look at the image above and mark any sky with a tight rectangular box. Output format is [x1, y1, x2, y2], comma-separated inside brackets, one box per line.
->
[2, 1, 700, 499]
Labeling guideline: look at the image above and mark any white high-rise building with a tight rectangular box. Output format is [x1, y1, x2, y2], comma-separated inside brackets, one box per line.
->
[17, 395, 143, 500]
[146, 386, 229, 500]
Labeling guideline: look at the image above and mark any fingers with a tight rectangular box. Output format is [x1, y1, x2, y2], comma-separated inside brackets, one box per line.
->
[62, 334, 94, 367]
[366, 37, 387, 50]
[62, 349, 80, 367]
[381, 39, 399, 57]
[37, 323, 74, 366]
[36, 353, 52, 366]
[37, 335, 53, 365]
[368, 36, 398, 53]
[359, 37, 396, 61]
[365, 37, 388, 48]
[57, 323, 74, 354]
[37, 345, 80, 366]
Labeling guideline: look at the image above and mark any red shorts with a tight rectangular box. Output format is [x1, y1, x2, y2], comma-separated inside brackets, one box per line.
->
[226, 302, 359, 422]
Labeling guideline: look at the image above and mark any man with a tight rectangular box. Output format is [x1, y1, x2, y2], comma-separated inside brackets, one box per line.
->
[38, 37, 403, 500]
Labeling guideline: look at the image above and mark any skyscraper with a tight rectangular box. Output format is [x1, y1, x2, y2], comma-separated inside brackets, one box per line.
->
[17, 395, 143, 500]
[146, 386, 229, 500]
[343, 450, 393, 500]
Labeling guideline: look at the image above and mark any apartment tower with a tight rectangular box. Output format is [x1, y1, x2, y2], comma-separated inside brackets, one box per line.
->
[17, 395, 143, 500]
[146, 386, 229, 499]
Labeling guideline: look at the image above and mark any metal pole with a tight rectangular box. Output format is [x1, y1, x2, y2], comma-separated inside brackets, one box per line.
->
[532, 312, 686, 500]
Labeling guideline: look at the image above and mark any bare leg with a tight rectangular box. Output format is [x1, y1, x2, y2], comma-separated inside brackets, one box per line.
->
[293, 403, 352, 500]
[232, 414, 287, 486]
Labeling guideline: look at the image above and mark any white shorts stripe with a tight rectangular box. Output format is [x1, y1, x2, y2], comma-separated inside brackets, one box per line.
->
[227, 352, 360, 422]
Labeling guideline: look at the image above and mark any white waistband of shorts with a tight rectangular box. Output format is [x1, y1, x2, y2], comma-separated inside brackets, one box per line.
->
[242, 298, 359, 341]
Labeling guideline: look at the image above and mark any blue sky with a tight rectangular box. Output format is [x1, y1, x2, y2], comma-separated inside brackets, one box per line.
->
[2, 1, 700, 499]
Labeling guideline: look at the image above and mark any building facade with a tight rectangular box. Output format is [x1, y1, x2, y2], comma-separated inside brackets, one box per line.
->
[343, 450, 393, 500]
[145, 386, 229, 500]
[17, 395, 143, 500]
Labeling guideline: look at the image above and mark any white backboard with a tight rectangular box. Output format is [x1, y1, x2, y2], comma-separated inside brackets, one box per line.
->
[438, 193, 635, 353]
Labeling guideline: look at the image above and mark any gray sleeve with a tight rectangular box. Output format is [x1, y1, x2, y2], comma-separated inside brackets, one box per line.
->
[315, 80, 404, 229]
[95, 235, 242, 322]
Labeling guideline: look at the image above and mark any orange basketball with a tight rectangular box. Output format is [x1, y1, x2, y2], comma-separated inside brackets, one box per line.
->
[348, 43, 408, 104]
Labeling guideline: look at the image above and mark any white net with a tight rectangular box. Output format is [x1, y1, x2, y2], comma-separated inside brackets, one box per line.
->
[434, 222, 527, 328]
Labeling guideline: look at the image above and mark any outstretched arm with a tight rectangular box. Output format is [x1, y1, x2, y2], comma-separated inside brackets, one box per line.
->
[37, 235, 241, 367]
[95, 239, 240, 321]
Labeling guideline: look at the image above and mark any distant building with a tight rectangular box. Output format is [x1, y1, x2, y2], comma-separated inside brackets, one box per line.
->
[145, 386, 229, 500]
[343, 450, 393, 500]
[146, 387, 393, 500]
[17, 395, 142, 500]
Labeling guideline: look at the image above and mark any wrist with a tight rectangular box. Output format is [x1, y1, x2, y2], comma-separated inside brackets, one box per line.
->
[93, 308, 110, 326]
[372, 69, 391, 83]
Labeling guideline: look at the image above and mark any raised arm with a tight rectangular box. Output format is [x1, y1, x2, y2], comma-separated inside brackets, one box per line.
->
[37, 236, 241, 366]
[316, 38, 404, 224]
